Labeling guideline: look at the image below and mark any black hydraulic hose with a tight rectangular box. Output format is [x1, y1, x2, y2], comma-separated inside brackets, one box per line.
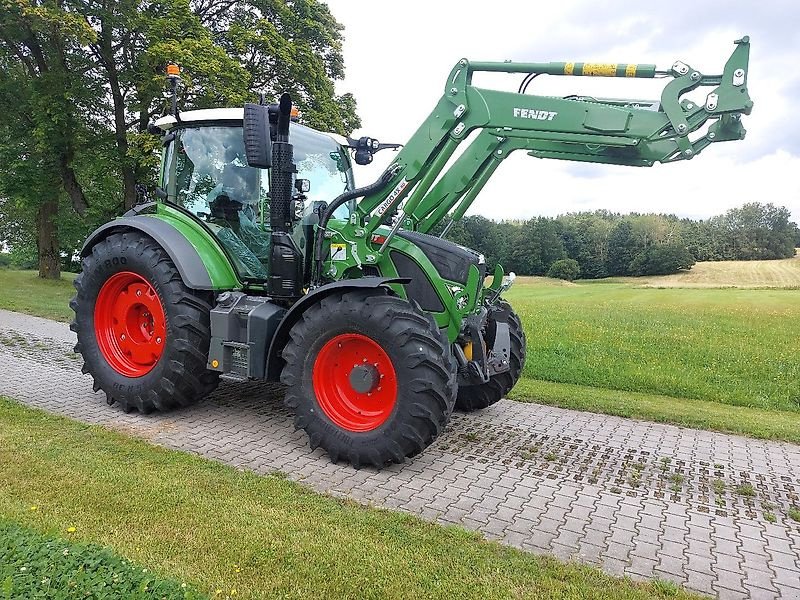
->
[312, 168, 397, 285]
[518, 72, 542, 94]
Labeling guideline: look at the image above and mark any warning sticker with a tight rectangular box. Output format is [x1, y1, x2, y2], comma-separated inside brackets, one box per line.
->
[330, 243, 347, 261]
[582, 63, 618, 77]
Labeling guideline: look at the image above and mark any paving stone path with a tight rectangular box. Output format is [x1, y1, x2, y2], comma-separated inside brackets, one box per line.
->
[1, 308, 799, 599]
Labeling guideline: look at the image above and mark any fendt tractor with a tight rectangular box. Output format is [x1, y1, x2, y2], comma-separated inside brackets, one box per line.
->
[71, 39, 753, 468]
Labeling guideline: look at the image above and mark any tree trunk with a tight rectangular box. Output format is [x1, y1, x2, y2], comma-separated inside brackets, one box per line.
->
[98, 26, 137, 211]
[36, 198, 60, 279]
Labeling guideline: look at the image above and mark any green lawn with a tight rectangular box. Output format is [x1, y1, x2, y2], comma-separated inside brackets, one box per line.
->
[0, 268, 798, 442]
[505, 280, 800, 413]
[0, 269, 76, 321]
[0, 397, 693, 600]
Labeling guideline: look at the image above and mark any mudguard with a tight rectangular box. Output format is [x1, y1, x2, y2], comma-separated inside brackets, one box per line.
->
[81, 210, 215, 290]
[265, 277, 409, 380]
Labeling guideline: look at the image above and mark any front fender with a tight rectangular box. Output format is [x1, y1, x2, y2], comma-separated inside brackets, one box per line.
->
[265, 277, 409, 380]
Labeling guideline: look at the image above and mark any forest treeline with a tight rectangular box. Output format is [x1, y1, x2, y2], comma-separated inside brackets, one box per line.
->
[439, 202, 799, 280]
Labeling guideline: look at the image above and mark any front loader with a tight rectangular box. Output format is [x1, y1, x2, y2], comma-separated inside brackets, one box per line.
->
[71, 38, 753, 468]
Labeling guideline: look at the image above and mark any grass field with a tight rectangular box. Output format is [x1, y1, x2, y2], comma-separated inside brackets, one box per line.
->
[0, 397, 695, 600]
[0, 259, 798, 442]
[505, 278, 800, 413]
[634, 253, 800, 288]
[0, 269, 76, 321]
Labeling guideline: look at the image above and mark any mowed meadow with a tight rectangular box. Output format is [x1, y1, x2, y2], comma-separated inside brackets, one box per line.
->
[505, 254, 800, 414]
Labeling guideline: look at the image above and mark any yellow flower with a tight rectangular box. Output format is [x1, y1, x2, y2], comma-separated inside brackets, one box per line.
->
[66, 526, 76, 533]
[215, 590, 222, 596]
[231, 590, 237, 596]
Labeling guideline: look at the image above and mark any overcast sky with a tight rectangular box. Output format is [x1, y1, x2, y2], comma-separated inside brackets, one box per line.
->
[324, 0, 799, 223]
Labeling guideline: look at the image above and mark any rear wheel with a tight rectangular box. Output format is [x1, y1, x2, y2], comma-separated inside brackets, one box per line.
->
[281, 288, 457, 468]
[71, 232, 219, 413]
[455, 300, 526, 411]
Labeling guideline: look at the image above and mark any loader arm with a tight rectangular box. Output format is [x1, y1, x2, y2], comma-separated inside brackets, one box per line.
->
[345, 37, 752, 248]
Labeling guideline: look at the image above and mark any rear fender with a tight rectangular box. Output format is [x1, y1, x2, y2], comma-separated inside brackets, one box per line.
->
[265, 277, 408, 380]
[81, 205, 239, 290]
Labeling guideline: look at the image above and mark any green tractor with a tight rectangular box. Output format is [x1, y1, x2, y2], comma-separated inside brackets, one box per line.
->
[71, 39, 753, 467]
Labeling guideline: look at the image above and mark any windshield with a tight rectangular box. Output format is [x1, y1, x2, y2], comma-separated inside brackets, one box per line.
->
[162, 122, 354, 280]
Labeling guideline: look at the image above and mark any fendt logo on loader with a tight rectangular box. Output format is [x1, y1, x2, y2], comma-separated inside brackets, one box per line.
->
[513, 107, 558, 121]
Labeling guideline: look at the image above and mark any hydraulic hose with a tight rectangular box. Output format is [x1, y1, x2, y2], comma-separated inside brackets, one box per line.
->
[312, 168, 397, 285]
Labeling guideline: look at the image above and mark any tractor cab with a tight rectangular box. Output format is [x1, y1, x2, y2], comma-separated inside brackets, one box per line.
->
[155, 108, 356, 281]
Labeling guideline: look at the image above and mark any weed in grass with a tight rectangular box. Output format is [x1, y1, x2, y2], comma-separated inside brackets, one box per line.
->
[736, 483, 756, 497]
[714, 463, 725, 470]
[463, 432, 479, 442]
[631, 461, 645, 472]
[712, 479, 726, 495]
[627, 472, 641, 488]
[789, 506, 800, 522]
[660, 457, 672, 472]
[544, 452, 557, 462]
[651, 578, 680, 596]
[669, 473, 684, 492]
[764, 512, 777, 524]
[611, 487, 622, 494]
[0, 520, 203, 598]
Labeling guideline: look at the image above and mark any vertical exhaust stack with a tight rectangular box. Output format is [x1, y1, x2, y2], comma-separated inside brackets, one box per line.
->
[270, 93, 294, 232]
[268, 93, 304, 298]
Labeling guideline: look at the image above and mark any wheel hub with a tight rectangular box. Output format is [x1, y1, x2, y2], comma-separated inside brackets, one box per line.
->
[312, 333, 398, 432]
[94, 271, 166, 377]
[348, 363, 380, 394]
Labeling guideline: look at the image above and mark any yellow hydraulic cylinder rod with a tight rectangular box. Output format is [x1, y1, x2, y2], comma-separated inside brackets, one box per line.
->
[467, 61, 657, 78]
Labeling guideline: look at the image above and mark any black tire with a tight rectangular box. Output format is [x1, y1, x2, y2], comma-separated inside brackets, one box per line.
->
[70, 232, 219, 413]
[455, 300, 526, 411]
[281, 288, 457, 468]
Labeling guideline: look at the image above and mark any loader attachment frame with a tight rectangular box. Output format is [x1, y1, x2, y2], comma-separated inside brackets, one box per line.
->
[329, 37, 752, 247]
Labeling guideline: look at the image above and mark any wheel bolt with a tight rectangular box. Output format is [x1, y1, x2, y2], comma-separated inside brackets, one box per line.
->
[363, 358, 368, 363]
[156, 337, 162, 344]
[136, 290, 142, 297]
[120, 334, 126, 341]
[377, 386, 382, 391]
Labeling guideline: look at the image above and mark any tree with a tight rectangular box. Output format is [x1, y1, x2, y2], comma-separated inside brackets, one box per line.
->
[547, 258, 580, 281]
[629, 244, 695, 276]
[606, 220, 638, 276]
[0, 1, 97, 278]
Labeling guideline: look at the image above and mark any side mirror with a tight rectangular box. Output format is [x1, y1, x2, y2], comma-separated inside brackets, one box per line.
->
[243, 103, 271, 168]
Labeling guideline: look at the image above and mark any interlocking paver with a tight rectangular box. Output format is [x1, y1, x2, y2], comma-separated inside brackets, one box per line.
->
[3, 307, 800, 600]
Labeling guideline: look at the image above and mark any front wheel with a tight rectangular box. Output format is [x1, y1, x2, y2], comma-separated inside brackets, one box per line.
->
[281, 289, 457, 468]
[455, 300, 526, 411]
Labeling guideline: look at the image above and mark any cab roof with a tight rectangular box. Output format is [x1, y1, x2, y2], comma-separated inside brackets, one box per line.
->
[153, 108, 349, 147]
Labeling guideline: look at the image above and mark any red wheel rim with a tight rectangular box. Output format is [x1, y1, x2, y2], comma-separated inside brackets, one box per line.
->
[94, 271, 166, 377]
[312, 333, 398, 432]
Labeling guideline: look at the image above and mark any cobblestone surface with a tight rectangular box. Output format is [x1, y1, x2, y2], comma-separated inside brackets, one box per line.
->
[2, 308, 799, 599]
